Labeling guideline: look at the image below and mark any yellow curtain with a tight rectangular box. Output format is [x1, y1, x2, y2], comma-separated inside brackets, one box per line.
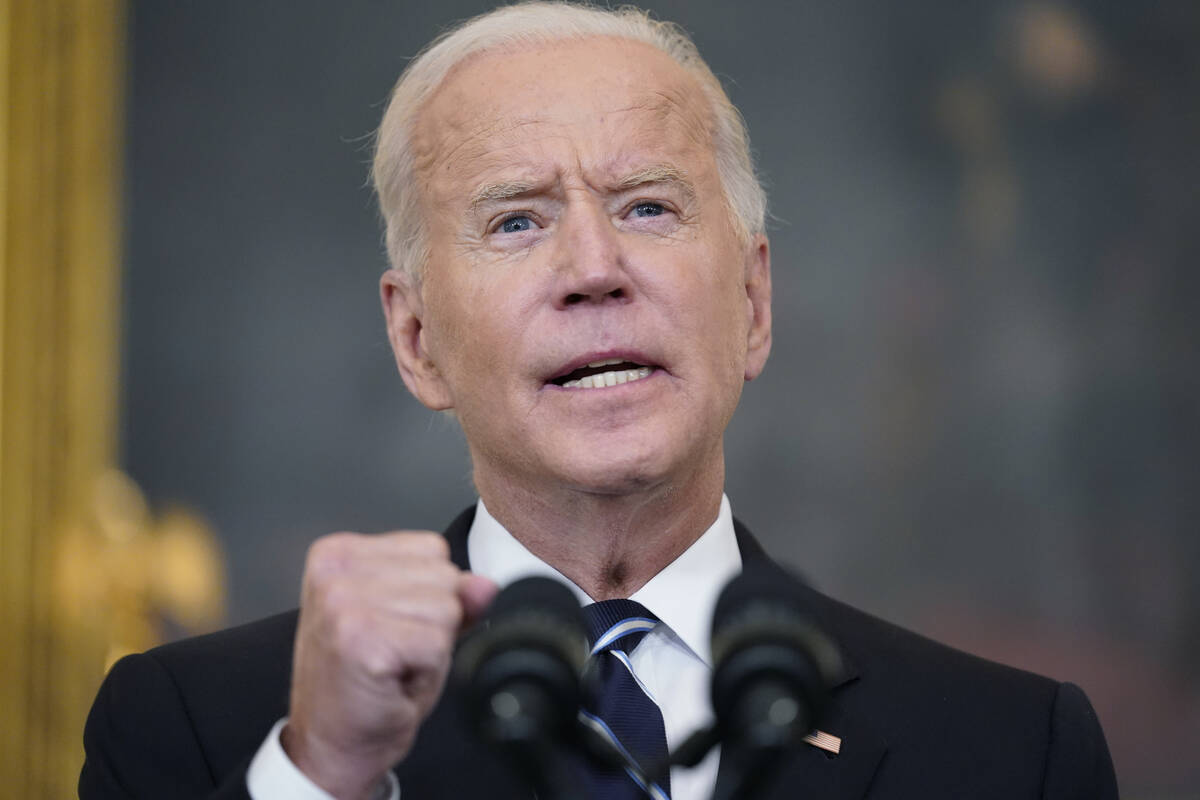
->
[0, 1, 123, 794]
[1, 2, 226, 792]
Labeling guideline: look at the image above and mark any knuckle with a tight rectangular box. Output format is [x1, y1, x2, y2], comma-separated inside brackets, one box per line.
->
[406, 531, 449, 559]
[409, 565, 459, 597]
[318, 580, 353, 615]
[305, 532, 359, 579]
[392, 580, 461, 626]
[359, 642, 397, 679]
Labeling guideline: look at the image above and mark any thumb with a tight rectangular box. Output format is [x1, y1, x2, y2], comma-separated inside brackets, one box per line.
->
[457, 572, 499, 628]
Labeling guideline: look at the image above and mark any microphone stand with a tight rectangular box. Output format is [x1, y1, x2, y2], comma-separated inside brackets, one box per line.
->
[480, 680, 586, 800]
[722, 679, 811, 799]
[644, 679, 815, 800]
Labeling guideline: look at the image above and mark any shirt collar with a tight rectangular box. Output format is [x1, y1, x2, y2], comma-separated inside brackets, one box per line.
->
[467, 494, 742, 666]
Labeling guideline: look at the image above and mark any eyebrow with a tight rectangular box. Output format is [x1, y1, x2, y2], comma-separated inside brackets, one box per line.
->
[469, 179, 539, 211]
[613, 163, 695, 204]
[467, 164, 696, 211]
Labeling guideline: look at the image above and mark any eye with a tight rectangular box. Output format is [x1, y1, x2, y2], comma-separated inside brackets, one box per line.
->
[497, 215, 535, 234]
[630, 202, 665, 218]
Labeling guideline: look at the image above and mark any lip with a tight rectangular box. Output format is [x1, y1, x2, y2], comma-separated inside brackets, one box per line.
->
[543, 348, 663, 386]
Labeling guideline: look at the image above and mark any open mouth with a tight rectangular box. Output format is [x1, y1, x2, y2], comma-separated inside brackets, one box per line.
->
[549, 357, 656, 389]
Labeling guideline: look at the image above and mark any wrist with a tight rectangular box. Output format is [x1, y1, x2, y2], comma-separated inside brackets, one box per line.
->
[281, 720, 395, 800]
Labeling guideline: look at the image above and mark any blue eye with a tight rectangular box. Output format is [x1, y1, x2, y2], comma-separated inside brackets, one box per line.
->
[632, 202, 665, 218]
[499, 215, 534, 233]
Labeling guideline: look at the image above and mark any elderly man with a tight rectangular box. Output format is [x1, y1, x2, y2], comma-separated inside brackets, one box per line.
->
[81, 3, 1117, 800]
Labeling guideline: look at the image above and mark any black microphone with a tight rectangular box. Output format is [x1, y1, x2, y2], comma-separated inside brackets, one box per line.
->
[707, 565, 842, 800]
[454, 576, 590, 799]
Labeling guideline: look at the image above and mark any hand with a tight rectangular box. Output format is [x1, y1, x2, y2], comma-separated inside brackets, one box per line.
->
[281, 531, 498, 800]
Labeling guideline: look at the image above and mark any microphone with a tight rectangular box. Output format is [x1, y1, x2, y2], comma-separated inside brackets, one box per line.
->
[454, 576, 590, 799]
[709, 565, 841, 755]
[653, 565, 841, 800]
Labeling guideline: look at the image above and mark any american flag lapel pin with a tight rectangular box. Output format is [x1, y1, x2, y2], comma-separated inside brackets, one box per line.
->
[803, 729, 842, 755]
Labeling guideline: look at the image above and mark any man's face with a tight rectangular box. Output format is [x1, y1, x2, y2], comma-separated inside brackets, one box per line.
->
[384, 36, 771, 497]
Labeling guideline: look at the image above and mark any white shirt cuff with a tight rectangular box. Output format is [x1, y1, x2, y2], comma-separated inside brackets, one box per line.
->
[246, 718, 400, 800]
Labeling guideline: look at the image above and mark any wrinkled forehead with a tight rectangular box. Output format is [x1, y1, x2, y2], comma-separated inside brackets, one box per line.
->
[410, 37, 716, 206]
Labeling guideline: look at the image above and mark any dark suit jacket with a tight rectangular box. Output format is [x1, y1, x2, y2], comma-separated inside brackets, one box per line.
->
[80, 507, 1118, 799]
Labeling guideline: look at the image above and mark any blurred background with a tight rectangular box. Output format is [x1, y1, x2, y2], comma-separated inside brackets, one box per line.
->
[2, 1, 1196, 797]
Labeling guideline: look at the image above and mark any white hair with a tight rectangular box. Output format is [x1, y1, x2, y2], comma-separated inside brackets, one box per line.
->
[371, 1, 767, 283]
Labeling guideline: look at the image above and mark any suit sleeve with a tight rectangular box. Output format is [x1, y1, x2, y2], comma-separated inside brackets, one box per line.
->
[80, 651, 252, 800]
[1041, 681, 1118, 800]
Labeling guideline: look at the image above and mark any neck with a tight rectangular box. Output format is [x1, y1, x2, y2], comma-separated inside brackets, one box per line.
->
[474, 457, 725, 601]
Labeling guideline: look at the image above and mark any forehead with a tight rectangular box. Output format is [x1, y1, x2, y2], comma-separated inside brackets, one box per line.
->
[412, 36, 715, 203]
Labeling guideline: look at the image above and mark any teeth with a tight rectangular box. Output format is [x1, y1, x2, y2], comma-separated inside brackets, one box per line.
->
[586, 357, 625, 368]
[562, 366, 653, 390]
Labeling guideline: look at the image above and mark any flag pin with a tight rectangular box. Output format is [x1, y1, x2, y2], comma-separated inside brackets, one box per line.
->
[803, 729, 842, 755]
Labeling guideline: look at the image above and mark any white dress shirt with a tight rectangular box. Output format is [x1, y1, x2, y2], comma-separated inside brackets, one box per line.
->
[248, 496, 742, 800]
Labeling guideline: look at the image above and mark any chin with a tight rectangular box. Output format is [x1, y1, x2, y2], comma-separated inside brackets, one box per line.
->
[546, 435, 686, 496]
[561, 467, 662, 496]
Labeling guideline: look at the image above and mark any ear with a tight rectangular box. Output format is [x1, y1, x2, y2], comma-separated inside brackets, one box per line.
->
[742, 234, 772, 381]
[380, 268, 454, 410]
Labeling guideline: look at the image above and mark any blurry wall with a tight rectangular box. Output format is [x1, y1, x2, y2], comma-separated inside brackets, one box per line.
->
[122, 1, 1199, 796]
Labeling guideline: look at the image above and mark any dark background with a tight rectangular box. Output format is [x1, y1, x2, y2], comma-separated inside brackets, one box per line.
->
[121, 1, 1199, 796]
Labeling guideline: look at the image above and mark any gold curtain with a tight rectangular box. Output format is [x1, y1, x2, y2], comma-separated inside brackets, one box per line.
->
[0, 1, 124, 795]
[1, 3, 226, 792]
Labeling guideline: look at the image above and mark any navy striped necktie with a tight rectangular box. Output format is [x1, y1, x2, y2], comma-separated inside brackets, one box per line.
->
[579, 599, 671, 800]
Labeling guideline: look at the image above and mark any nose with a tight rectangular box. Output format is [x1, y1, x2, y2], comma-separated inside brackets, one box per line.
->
[552, 199, 630, 309]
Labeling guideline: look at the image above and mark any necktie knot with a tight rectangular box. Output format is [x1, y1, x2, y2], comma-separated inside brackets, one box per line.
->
[583, 599, 658, 656]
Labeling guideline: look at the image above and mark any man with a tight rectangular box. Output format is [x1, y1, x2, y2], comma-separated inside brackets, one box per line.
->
[80, 3, 1117, 799]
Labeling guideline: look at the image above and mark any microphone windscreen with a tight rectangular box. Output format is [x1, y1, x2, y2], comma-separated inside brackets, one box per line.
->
[487, 575, 585, 632]
[709, 564, 841, 742]
[711, 564, 811, 636]
[454, 575, 588, 743]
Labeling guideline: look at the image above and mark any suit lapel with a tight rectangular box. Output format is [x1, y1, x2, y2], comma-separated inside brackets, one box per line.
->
[725, 519, 888, 799]
[762, 700, 888, 800]
[443, 505, 476, 571]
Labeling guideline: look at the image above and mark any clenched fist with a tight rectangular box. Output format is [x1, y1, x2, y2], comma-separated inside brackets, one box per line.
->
[281, 531, 498, 799]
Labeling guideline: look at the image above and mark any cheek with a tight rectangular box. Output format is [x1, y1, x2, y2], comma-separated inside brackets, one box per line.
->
[431, 313, 491, 384]
[697, 271, 754, 378]
[418, 278, 479, 376]
[693, 250, 751, 333]
[422, 275, 529, 395]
